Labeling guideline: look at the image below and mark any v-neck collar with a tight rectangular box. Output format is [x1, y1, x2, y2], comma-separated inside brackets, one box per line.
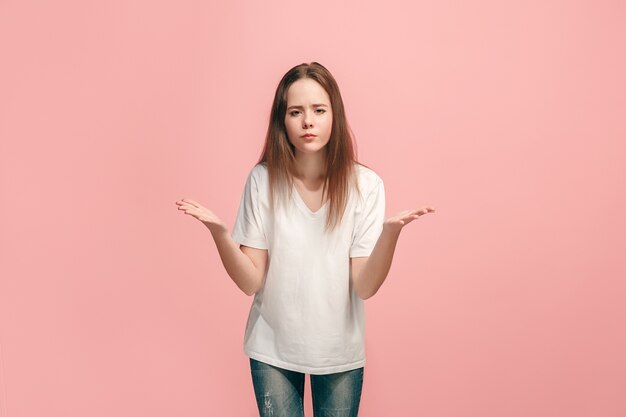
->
[292, 182, 328, 217]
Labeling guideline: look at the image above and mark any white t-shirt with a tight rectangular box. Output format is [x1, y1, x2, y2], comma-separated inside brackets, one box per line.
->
[231, 162, 385, 375]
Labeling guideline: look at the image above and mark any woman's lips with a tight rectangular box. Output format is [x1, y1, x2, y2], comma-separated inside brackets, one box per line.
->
[302, 134, 316, 140]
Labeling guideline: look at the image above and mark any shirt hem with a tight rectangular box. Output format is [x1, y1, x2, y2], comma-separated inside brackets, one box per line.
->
[244, 349, 365, 375]
[231, 233, 268, 250]
[350, 250, 373, 258]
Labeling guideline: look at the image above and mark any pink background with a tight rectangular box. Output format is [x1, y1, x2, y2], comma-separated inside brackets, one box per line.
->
[1, 0, 625, 416]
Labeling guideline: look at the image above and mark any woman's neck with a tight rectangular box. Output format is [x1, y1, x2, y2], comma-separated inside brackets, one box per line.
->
[292, 151, 327, 182]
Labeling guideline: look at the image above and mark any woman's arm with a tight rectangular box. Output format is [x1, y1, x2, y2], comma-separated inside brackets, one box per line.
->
[210, 228, 268, 296]
[352, 206, 435, 300]
[175, 197, 267, 296]
[351, 226, 400, 300]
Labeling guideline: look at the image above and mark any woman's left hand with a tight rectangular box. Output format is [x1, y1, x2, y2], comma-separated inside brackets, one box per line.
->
[384, 207, 436, 233]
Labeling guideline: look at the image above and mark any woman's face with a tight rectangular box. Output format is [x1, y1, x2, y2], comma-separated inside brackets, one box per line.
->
[284, 78, 333, 157]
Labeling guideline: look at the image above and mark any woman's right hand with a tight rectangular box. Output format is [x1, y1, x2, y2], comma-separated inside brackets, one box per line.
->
[175, 198, 228, 235]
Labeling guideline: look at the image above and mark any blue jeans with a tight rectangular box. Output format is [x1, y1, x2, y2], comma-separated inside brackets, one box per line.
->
[250, 358, 364, 417]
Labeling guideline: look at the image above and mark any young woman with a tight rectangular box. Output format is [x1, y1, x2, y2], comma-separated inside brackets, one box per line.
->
[176, 62, 435, 417]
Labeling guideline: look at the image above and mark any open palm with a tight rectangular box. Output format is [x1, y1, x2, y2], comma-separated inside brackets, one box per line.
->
[384, 206, 435, 232]
[175, 198, 228, 234]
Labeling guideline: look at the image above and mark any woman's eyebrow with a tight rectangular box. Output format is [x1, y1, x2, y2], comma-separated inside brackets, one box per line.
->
[287, 104, 329, 110]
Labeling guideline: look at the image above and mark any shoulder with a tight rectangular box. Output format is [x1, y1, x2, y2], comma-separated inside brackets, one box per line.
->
[247, 162, 269, 184]
[353, 162, 383, 194]
[250, 162, 268, 176]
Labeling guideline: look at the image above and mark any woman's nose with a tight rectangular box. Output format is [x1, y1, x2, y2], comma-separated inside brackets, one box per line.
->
[303, 113, 312, 127]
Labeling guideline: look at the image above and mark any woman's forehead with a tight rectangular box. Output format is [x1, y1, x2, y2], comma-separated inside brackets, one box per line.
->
[287, 79, 330, 104]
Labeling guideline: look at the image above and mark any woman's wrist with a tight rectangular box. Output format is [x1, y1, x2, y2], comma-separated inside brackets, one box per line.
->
[205, 221, 228, 237]
[382, 221, 403, 236]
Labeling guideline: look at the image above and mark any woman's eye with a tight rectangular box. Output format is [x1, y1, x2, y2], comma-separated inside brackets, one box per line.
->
[289, 109, 325, 116]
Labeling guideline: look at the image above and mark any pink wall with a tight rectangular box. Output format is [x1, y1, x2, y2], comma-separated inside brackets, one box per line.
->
[1, 0, 625, 416]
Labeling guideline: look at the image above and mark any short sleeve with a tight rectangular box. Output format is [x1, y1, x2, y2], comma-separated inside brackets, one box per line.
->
[231, 169, 268, 250]
[350, 177, 385, 257]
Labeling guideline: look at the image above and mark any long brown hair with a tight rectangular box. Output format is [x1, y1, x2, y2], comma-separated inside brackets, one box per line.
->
[257, 62, 368, 232]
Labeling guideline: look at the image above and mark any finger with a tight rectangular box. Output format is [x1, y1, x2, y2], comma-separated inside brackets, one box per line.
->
[180, 205, 197, 215]
[183, 198, 201, 207]
[182, 197, 196, 204]
[183, 209, 197, 218]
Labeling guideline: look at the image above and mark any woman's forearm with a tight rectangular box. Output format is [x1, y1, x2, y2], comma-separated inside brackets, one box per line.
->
[357, 226, 401, 299]
[209, 228, 263, 296]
